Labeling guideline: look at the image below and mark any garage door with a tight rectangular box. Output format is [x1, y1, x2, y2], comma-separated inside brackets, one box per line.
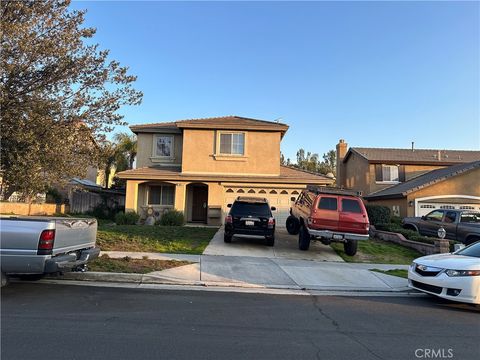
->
[223, 187, 302, 227]
[417, 202, 480, 216]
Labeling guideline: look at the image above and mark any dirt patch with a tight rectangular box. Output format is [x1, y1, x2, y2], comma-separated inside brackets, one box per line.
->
[88, 254, 192, 274]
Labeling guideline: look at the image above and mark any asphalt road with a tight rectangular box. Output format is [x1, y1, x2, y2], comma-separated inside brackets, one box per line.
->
[1, 283, 479, 360]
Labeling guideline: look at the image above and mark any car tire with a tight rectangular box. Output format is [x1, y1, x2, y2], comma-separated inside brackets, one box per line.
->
[298, 225, 310, 251]
[286, 216, 300, 235]
[224, 233, 232, 243]
[344, 240, 358, 256]
[265, 235, 275, 247]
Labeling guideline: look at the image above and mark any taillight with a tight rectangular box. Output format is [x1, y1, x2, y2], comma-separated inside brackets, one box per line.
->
[38, 229, 55, 255]
[225, 215, 233, 224]
[268, 217, 275, 228]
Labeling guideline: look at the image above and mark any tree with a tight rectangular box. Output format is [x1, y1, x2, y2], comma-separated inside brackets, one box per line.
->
[114, 132, 137, 170]
[0, 0, 142, 201]
[292, 148, 336, 175]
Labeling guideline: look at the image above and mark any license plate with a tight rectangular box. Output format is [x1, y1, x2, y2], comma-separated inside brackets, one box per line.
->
[245, 220, 255, 226]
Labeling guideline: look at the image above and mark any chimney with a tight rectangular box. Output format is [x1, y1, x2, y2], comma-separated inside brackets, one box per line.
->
[438, 150, 441, 161]
[336, 139, 348, 187]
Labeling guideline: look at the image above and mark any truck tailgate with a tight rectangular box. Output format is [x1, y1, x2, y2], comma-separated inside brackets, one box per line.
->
[53, 218, 97, 255]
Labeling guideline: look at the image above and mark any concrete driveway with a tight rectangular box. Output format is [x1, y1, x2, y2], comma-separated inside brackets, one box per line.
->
[203, 227, 344, 262]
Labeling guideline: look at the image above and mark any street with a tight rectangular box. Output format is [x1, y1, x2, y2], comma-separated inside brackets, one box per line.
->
[1, 283, 479, 360]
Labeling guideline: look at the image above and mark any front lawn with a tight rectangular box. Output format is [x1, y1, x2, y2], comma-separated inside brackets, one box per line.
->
[97, 225, 219, 254]
[89, 254, 192, 273]
[331, 238, 422, 264]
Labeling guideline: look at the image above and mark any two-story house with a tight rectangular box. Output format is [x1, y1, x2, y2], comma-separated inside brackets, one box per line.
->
[335, 139, 480, 217]
[117, 116, 333, 225]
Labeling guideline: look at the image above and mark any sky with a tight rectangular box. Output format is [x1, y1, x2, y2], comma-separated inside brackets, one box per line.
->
[72, 0, 480, 162]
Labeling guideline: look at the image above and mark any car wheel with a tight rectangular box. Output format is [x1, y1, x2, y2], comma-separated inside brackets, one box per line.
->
[265, 236, 275, 247]
[286, 216, 300, 235]
[224, 233, 232, 243]
[344, 240, 358, 256]
[298, 225, 310, 251]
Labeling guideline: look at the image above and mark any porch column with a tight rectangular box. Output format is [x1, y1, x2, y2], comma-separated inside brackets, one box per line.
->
[174, 183, 186, 212]
[125, 180, 141, 213]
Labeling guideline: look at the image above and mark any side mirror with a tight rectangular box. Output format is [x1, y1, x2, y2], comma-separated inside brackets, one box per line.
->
[290, 197, 296, 202]
[271, 206, 276, 211]
[227, 204, 232, 208]
[421, 216, 426, 220]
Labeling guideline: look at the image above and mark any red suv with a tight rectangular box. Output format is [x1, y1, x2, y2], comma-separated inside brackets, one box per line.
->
[286, 186, 369, 256]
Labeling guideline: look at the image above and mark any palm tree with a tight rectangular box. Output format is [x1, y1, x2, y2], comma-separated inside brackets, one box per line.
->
[114, 132, 137, 169]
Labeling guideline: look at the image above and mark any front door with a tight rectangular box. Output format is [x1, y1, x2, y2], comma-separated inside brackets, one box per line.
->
[192, 186, 208, 222]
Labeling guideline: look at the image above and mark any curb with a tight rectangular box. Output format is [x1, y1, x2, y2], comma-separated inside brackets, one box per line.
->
[47, 272, 414, 294]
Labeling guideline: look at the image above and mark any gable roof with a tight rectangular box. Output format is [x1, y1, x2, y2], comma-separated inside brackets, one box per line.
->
[130, 116, 289, 136]
[344, 147, 480, 165]
[364, 160, 480, 200]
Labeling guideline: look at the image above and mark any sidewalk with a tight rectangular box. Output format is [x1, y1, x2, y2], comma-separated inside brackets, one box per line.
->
[60, 250, 410, 293]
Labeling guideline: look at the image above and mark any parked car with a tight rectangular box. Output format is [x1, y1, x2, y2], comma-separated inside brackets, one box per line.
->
[224, 197, 276, 246]
[408, 241, 480, 305]
[0, 216, 100, 287]
[402, 210, 480, 245]
[286, 186, 369, 256]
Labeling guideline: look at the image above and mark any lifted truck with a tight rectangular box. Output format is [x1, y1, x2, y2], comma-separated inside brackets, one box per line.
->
[286, 186, 370, 256]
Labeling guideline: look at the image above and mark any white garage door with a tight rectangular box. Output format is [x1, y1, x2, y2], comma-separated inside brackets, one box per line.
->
[417, 202, 480, 216]
[223, 187, 302, 227]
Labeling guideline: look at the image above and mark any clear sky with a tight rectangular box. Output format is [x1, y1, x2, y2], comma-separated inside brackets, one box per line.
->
[73, 0, 480, 162]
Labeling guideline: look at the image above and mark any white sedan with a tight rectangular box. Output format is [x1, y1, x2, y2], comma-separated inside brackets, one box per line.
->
[408, 242, 480, 304]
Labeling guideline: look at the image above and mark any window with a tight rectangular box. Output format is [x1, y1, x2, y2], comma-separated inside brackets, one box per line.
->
[318, 197, 337, 211]
[248, 189, 255, 194]
[382, 165, 399, 182]
[440, 205, 455, 210]
[154, 135, 174, 158]
[148, 185, 175, 205]
[420, 204, 436, 209]
[280, 190, 288, 194]
[444, 211, 457, 223]
[342, 199, 362, 213]
[425, 210, 444, 222]
[375, 164, 404, 182]
[460, 213, 480, 223]
[219, 133, 244, 155]
[460, 206, 475, 210]
[392, 205, 400, 217]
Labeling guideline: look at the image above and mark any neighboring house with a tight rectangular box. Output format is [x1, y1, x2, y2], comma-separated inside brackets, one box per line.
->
[335, 139, 480, 217]
[117, 116, 333, 225]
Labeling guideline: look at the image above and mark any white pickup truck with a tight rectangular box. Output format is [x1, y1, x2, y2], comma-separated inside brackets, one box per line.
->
[0, 216, 100, 286]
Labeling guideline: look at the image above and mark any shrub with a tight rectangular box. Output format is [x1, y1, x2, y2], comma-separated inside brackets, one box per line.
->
[46, 188, 63, 204]
[390, 216, 403, 226]
[366, 205, 391, 226]
[115, 211, 140, 225]
[375, 223, 437, 244]
[159, 210, 184, 226]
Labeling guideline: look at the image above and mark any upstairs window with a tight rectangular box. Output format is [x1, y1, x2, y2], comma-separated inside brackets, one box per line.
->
[154, 135, 174, 158]
[219, 132, 245, 155]
[375, 164, 404, 182]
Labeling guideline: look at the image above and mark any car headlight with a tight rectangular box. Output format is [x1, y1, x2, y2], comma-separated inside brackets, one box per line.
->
[409, 262, 417, 271]
[445, 269, 480, 277]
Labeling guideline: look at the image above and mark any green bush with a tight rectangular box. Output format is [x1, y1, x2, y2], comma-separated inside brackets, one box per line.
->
[390, 216, 403, 226]
[375, 223, 437, 244]
[115, 211, 140, 225]
[159, 210, 184, 226]
[366, 205, 391, 226]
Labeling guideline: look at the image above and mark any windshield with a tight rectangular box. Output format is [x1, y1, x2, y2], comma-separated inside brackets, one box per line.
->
[230, 202, 271, 217]
[455, 242, 480, 258]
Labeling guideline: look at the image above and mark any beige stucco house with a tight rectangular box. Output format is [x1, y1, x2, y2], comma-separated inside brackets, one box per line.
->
[335, 139, 480, 217]
[117, 116, 333, 225]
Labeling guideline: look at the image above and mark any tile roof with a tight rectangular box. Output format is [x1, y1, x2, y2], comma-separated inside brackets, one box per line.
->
[364, 160, 480, 200]
[345, 147, 480, 165]
[130, 116, 289, 135]
[117, 165, 333, 185]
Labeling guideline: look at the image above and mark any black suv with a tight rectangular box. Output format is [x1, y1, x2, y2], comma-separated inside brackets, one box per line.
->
[224, 197, 276, 246]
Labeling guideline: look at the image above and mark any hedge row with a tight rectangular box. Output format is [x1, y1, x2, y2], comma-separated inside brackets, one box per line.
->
[365, 205, 391, 226]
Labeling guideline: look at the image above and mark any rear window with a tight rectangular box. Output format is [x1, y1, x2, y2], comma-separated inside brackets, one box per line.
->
[318, 197, 337, 211]
[341, 199, 362, 213]
[460, 212, 480, 223]
[230, 202, 271, 217]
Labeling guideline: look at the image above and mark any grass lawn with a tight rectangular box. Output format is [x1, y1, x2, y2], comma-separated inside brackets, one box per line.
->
[370, 268, 408, 279]
[89, 254, 192, 274]
[97, 225, 219, 254]
[331, 238, 422, 265]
